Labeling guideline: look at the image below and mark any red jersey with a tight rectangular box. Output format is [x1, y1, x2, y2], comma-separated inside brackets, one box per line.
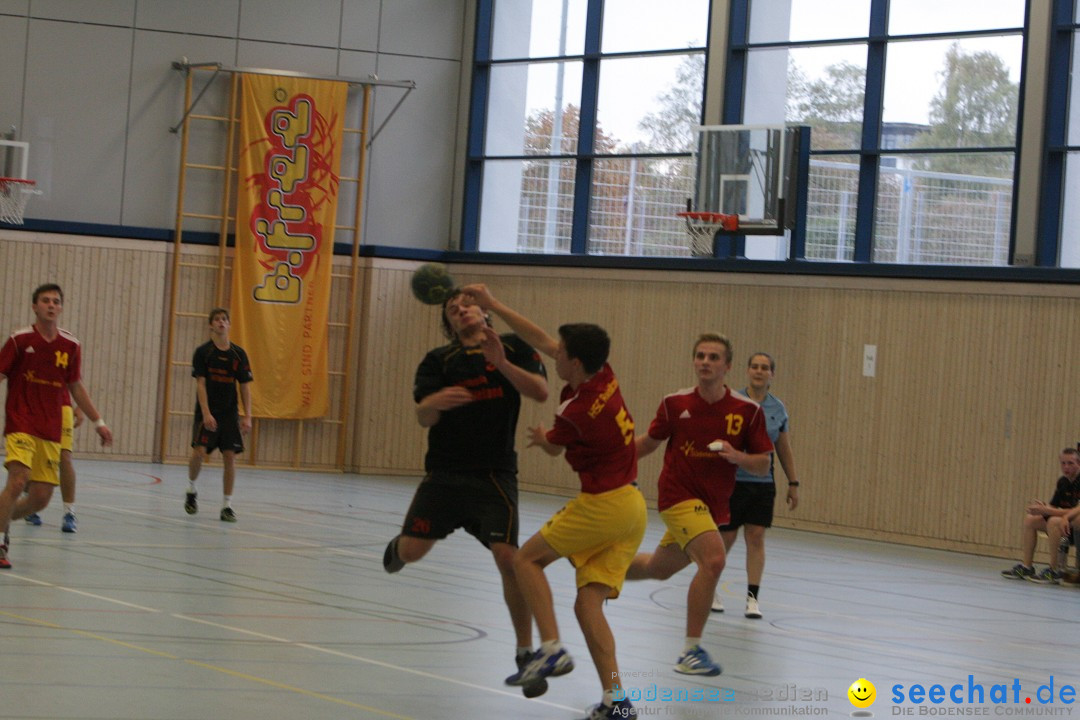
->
[648, 386, 773, 522]
[546, 363, 637, 494]
[0, 325, 83, 442]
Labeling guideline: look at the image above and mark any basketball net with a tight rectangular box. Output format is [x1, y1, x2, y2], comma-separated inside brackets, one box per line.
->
[677, 211, 739, 258]
[0, 178, 38, 225]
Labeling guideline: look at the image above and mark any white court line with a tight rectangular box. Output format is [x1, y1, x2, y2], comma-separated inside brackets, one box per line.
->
[175, 613, 579, 711]
[3, 573, 162, 612]
[1, 570, 578, 712]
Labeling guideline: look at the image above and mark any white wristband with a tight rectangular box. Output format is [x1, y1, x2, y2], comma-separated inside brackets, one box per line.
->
[94, 418, 107, 428]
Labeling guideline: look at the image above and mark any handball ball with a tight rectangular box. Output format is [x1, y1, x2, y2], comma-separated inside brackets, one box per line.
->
[410, 262, 456, 305]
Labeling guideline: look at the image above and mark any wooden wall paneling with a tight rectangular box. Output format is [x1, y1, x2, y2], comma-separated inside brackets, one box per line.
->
[4, 231, 1080, 559]
[350, 260, 434, 475]
[0, 234, 170, 461]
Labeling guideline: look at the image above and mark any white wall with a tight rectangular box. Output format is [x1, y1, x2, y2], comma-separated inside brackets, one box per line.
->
[0, 0, 467, 250]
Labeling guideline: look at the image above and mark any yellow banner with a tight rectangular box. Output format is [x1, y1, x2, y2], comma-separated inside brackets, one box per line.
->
[231, 74, 346, 419]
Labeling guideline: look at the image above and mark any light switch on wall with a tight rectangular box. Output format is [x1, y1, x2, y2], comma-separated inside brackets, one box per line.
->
[863, 344, 877, 377]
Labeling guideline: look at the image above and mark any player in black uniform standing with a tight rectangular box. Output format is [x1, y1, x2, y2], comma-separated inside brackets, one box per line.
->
[186, 308, 253, 522]
[383, 288, 549, 689]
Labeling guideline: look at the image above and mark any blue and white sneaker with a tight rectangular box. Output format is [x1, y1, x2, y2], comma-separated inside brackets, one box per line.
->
[517, 645, 575, 686]
[504, 649, 549, 698]
[25, 512, 42, 526]
[61, 512, 77, 533]
[675, 645, 722, 676]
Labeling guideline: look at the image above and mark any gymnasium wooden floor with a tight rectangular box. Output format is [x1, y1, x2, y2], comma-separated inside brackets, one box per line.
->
[1, 460, 1075, 720]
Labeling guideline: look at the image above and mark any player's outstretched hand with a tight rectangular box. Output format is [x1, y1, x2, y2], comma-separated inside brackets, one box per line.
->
[526, 424, 547, 448]
[460, 283, 495, 310]
[526, 424, 562, 456]
[429, 386, 475, 411]
[479, 326, 507, 366]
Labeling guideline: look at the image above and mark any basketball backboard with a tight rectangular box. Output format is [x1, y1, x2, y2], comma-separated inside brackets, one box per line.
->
[0, 139, 31, 180]
[688, 124, 807, 236]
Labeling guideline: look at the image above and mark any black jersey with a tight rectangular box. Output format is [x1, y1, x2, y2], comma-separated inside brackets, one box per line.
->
[413, 333, 545, 473]
[192, 340, 253, 418]
[1048, 475, 1080, 509]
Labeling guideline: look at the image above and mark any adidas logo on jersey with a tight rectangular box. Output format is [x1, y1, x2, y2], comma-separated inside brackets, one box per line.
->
[679, 409, 691, 419]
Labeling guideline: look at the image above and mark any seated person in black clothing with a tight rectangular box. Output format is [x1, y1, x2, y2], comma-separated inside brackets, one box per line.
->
[1001, 447, 1080, 583]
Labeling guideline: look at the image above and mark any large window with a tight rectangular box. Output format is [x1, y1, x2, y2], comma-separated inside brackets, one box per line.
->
[465, 0, 709, 255]
[1042, 0, 1080, 267]
[730, 0, 1025, 265]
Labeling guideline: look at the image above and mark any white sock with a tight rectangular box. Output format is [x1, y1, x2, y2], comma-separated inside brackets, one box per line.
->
[602, 688, 616, 707]
[539, 639, 562, 655]
[64, 503, 75, 515]
[188, 481, 197, 493]
[223, 495, 232, 508]
[684, 636, 702, 652]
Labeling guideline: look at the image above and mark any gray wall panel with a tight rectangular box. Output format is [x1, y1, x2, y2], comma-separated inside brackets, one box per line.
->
[29, 0, 134, 26]
[24, 20, 132, 224]
[364, 55, 460, 248]
[238, 0, 342, 48]
[335, 49, 380, 244]
[0, 1, 30, 17]
[339, 0, 380, 53]
[378, 0, 465, 61]
[0, 15, 27, 137]
[6, 0, 468, 250]
[123, 32, 238, 230]
[135, 0, 240, 38]
[236, 39, 340, 76]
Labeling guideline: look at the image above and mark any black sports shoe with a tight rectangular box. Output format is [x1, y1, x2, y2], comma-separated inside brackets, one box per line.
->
[1000, 563, 1035, 580]
[505, 649, 549, 698]
[220, 507, 237, 522]
[184, 491, 198, 515]
[383, 535, 405, 573]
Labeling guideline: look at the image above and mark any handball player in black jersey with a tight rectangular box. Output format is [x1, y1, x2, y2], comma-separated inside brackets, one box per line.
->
[186, 308, 253, 522]
[383, 288, 548, 687]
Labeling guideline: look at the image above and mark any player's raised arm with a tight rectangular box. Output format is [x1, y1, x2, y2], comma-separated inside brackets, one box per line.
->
[461, 283, 559, 359]
[479, 326, 548, 402]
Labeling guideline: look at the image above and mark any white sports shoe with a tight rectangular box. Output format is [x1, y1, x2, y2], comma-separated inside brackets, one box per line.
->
[711, 593, 724, 613]
[745, 594, 762, 619]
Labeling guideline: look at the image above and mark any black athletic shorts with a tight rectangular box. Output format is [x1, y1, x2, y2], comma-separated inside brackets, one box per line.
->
[191, 413, 244, 454]
[718, 481, 776, 531]
[402, 469, 519, 548]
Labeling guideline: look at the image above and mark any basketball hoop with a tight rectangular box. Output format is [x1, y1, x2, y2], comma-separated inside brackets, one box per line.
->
[0, 178, 39, 225]
[676, 211, 739, 257]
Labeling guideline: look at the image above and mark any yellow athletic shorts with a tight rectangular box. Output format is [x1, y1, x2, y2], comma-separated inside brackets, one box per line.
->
[540, 483, 647, 599]
[5, 433, 61, 486]
[659, 498, 719, 551]
[61, 405, 74, 453]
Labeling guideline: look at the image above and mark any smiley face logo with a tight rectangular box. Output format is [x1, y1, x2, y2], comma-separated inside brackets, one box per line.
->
[848, 678, 876, 708]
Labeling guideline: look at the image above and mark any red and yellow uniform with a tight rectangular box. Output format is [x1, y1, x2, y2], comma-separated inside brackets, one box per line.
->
[648, 386, 772, 547]
[547, 363, 637, 494]
[541, 364, 646, 597]
[0, 326, 82, 484]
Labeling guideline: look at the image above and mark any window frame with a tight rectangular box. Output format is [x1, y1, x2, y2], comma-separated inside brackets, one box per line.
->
[462, 0, 711, 255]
[725, 0, 1027, 266]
